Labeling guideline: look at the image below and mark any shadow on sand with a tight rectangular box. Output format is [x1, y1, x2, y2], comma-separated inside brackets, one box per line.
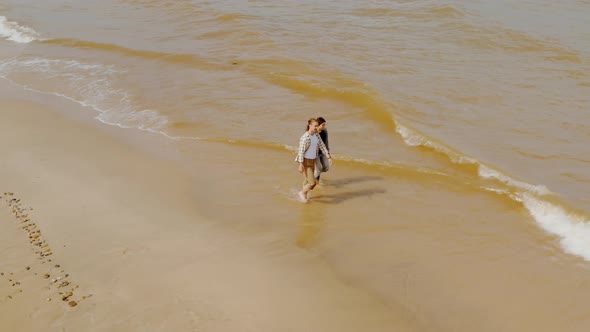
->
[325, 176, 383, 188]
[310, 188, 387, 204]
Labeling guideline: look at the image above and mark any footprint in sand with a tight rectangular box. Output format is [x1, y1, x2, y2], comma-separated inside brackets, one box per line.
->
[0, 193, 93, 307]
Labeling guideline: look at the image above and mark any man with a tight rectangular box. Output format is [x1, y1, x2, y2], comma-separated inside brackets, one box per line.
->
[314, 117, 329, 182]
[295, 118, 333, 203]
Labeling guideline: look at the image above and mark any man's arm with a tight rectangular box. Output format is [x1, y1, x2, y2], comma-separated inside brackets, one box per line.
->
[321, 129, 329, 152]
[318, 135, 331, 160]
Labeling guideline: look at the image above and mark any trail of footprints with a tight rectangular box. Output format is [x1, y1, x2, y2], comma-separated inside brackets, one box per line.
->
[0, 192, 92, 307]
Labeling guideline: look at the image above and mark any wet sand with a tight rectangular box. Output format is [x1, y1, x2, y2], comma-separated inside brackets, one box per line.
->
[2, 1, 590, 330]
[0, 99, 416, 331]
[3, 97, 590, 332]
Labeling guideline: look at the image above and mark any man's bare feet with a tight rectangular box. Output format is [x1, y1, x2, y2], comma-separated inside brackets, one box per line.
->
[298, 191, 308, 203]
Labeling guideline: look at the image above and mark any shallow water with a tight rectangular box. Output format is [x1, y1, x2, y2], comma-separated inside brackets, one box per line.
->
[1, 1, 590, 330]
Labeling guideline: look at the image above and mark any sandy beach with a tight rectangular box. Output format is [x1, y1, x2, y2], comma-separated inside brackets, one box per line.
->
[0, 99, 418, 331]
[3, 98, 590, 332]
[2, 1, 590, 330]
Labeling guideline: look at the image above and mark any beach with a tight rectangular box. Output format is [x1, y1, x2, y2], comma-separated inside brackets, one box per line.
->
[0, 99, 419, 331]
[1, 1, 590, 331]
[2, 98, 590, 331]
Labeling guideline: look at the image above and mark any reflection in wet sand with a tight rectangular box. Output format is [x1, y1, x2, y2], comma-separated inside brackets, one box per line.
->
[296, 203, 327, 249]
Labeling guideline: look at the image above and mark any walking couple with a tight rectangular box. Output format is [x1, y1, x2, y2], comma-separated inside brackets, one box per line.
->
[295, 117, 332, 203]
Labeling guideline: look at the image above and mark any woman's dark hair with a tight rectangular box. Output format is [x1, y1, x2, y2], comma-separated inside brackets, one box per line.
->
[317, 117, 326, 125]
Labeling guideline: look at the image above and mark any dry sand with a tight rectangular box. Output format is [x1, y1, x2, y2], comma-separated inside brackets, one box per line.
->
[0, 99, 414, 331]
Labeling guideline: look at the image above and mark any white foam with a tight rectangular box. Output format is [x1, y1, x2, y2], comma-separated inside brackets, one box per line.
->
[481, 186, 510, 195]
[0, 16, 39, 43]
[97, 108, 168, 131]
[0, 57, 191, 139]
[395, 123, 427, 147]
[522, 193, 590, 261]
[394, 120, 552, 197]
[395, 123, 476, 164]
[479, 165, 551, 196]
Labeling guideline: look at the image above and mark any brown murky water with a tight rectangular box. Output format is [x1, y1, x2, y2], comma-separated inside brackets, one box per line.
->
[1, 1, 590, 330]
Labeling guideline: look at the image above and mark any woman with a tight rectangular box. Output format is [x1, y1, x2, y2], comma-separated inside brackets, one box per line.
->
[295, 118, 333, 203]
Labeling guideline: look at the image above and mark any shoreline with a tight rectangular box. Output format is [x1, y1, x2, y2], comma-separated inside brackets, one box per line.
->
[3, 95, 590, 332]
[0, 98, 414, 331]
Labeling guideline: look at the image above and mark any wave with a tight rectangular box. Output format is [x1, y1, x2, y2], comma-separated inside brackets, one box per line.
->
[204, 137, 468, 186]
[521, 193, 590, 262]
[41, 38, 226, 69]
[352, 4, 464, 20]
[391, 116, 590, 262]
[444, 21, 584, 64]
[480, 186, 590, 263]
[208, 88, 590, 263]
[3, 54, 587, 263]
[4, 39, 589, 263]
[258, 70, 398, 135]
[215, 134, 590, 264]
[0, 49, 554, 183]
[35, 39, 398, 140]
[0, 56, 174, 138]
[428, 5, 465, 18]
[0, 16, 39, 43]
[210, 135, 590, 262]
[478, 165, 550, 196]
[395, 123, 476, 164]
[244, 63, 560, 210]
[216, 13, 249, 22]
[481, 182, 590, 265]
[393, 120, 552, 194]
